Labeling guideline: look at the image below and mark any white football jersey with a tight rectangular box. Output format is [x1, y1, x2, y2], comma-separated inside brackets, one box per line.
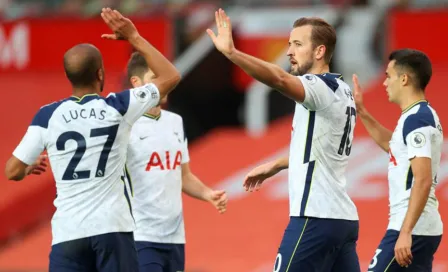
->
[13, 84, 160, 245]
[126, 110, 189, 244]
[288, 73, 358, 220]
[387, 100, 443, 235]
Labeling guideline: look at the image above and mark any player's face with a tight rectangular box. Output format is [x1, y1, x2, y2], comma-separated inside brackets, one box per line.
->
[383, 60, 401, 103]
[287, 25, 315, 76]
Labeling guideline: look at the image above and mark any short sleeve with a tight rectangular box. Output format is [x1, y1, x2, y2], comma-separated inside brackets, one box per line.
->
[13, 126, 46, 165]
[405, 127, 433, 159]
[298, 74, 337, 110]
[106, 83, 160, 125]
[403, 111, 436, 159]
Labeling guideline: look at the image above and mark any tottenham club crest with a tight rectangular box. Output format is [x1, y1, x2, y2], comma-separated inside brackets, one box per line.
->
[411, 132, 426, 148]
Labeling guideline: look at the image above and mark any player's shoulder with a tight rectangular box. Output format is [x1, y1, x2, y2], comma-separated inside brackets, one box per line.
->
[403, 101, 436, 124]
[402, 101, 438, 138]
[31, 98, 72, 128]
[104, 90, 133, 116]
[303, 73, 346, 93]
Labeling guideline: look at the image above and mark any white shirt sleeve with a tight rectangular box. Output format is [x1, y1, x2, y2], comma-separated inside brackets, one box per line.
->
[180, 119, 190, 164]
[406, 126, 433, 159]
[298, 74, 337, 111]
[13, 126, 46, 165]
[106, 83, 160, 125]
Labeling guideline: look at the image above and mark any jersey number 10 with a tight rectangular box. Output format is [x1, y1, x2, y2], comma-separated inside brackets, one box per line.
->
[338, 106, 356, 156]
[56, 125, 119, 180]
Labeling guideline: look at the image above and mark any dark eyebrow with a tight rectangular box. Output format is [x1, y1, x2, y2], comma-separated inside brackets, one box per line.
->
[289, 40, 302, 45]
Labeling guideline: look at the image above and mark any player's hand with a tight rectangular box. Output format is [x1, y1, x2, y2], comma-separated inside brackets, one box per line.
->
[25, 155, 48, 176]
[352, 74, 365, 111]
[101, 8, 139, 41]
[243, 162, 279, 192]
[207, 190, 228, 214]
[394, 232, 413, 267]
[206, 8, 236, 56]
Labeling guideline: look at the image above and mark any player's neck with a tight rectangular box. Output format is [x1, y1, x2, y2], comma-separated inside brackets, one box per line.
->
[399, 90, 426, 112]
[309, 64, 330, 75]
[146, 106, 161, 117]
[72, 87, 100, 98]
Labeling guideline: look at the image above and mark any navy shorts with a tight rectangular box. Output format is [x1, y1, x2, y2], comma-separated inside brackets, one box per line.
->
[49, 232, 138, 272]
[135, 241, 185, 272]
[273, 216, 360, 272]
[367, 230, 442, 272]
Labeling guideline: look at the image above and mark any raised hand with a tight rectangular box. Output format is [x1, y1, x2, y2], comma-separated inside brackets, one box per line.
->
[101, 8, 139, 41]
[206, 8, 236, 56]
[352, 74, 365, 110]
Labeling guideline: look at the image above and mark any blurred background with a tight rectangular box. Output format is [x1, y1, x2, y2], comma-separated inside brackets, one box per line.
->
[0, 0, 447, 271]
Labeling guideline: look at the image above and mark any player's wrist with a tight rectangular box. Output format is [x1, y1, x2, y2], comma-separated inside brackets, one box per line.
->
[127, 32, 142, 44]
[356, 105, 368, 118]
[225, 47, 238, 60]
[400, 229, 412, 235]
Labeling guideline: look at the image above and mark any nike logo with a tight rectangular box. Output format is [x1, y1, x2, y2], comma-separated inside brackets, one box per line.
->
[139, 136, 149, 140]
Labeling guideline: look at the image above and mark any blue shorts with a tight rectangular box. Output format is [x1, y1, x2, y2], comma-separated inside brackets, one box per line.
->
[367, 230, 442, 272]
[273, 216, 360, 272]
[135, 241, 185, 272]
[49, 232, 138, 272]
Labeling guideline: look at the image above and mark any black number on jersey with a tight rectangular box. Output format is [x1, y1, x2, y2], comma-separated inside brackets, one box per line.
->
[338, 106, 356, 156]
[56, 125, 119, 180]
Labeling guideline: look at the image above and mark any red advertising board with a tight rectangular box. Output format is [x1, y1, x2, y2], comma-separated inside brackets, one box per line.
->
[387, 9, 448, 64]
[0, 17, 172, 72]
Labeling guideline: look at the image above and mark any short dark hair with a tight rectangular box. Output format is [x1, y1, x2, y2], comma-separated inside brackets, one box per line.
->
[63, 44, 102, 88]
[127, 52, 149, 81]
[389, 49, 432, 91]
[293, 17, 337, 64]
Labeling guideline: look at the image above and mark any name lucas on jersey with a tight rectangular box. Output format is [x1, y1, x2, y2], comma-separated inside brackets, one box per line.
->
[62, 108, 106, 123]
[146, 151, 182, 171]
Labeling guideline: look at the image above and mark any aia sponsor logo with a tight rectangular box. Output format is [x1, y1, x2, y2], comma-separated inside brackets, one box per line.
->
[145, 151, 182, 171]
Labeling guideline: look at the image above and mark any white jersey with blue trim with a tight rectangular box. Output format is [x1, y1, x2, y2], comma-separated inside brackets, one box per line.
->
[387, 100, 443, 236]
[126, 110, 189, 244]
[13, 84, 160, 245]
[288, 73, 358, 220]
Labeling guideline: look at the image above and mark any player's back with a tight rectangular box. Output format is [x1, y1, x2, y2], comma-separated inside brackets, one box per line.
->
[289, 73, 358, 220]
[16, 85, 160, 245]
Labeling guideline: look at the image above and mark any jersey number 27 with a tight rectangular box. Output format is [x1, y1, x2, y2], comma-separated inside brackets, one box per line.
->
[338, 106, 356, 156]
[56, 125, 119, 180]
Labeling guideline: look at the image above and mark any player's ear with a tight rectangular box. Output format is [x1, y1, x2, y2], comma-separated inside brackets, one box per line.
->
[97, 68, 104, 82]
[401, 73, 410, 87]
[315, 45, 326, 61]
[130, 76, 141, 88]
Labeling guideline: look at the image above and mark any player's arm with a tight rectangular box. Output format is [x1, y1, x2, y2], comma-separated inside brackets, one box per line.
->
[207, 9, 305, 102]
[395, 125, 434, 266]
[401, 157, 432, 234]
[181, 163, 212, 201]
[181, 163, 227, 214]
[4, 125, 47, 181]
[101, 9, 180, 99]
[243, 156, 288, 192]
[401, 125, 434, 234]
[353, 75, 392, 152]
[227, 50, 305, 102]
[357, 108, 393, 152]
